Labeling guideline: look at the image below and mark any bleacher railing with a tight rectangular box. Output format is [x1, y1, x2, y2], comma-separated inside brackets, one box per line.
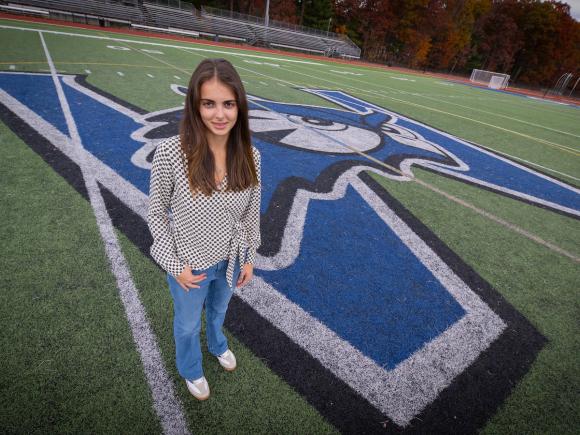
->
[9, 0, 360, 57]
[201, 5, 356, 47]
[143, 0, 193, 11]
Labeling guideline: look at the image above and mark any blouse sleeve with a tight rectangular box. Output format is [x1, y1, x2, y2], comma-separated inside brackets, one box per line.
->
[147, 142, 185, 277]
[243, 147, 262, 265]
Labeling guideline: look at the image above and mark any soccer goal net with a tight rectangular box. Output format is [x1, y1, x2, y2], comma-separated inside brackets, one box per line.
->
[470, 69, 510, 89]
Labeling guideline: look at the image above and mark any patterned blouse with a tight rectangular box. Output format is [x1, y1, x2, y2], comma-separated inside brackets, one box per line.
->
[147, 135, 261, 288]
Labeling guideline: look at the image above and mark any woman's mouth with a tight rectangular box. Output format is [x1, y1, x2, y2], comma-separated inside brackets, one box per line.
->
[212, 122, 228, 130]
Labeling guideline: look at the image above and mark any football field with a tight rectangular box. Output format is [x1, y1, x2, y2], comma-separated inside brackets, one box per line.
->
[1, 15, 579, 434]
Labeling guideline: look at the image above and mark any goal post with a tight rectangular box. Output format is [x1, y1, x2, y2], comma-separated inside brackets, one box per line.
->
[470, 69, 510, 89]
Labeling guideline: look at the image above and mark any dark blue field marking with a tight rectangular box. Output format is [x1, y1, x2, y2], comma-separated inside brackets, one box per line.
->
[259, 184, 465, 369]
[0, 73, 68, 134]
[0, 70, 573, 431]
[306, 90, 580, 214]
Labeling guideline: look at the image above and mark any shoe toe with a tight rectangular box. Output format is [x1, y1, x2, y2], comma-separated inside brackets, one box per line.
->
[218, 349, 237, 371]
[186, 377, 210, 400]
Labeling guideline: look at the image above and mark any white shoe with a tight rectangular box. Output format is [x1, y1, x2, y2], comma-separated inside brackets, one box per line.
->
[217, 349, 237, 371]
[186, 376, 210, 400]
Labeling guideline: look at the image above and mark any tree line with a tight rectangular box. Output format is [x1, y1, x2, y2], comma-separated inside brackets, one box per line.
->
[190, 0, 580, 87]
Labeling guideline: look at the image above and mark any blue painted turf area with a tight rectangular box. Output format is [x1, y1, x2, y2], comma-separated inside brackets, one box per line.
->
[259, 185, 466, 369]
[3, 71, 578, 373]
[0, 73, 69, 135]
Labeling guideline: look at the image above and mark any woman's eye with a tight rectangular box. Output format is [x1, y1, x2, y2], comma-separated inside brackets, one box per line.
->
[202, 101, 214, 108]
[225, 101, 236, 108]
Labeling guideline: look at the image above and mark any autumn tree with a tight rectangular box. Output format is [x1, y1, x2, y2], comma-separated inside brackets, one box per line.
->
[334, 0, 394, 58]
[186, 0, 579, 87]
[470, 1, 523, 74]
[427, 0, 490, 71]
[270, 0, 299, 24]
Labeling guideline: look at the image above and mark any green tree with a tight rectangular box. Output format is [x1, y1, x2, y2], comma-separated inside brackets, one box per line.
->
[296, 0, 333, 30]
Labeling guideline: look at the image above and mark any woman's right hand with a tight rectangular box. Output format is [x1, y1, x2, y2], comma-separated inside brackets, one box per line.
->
[176, 265, 206, 291]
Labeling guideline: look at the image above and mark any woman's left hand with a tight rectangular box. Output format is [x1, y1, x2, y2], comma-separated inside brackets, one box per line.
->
[237, 263, 254, 288]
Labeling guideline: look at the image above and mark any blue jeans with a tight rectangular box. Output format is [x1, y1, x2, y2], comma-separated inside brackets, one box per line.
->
[167, 259, 240, 380]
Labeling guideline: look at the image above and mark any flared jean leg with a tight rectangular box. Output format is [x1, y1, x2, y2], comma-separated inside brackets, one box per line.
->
[167, 273, 209, 380]
[205, 261, 238, 356]
[166, 259, 240, 380]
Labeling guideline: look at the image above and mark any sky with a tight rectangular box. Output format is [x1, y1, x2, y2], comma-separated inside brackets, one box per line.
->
[565, 0, 580, 20]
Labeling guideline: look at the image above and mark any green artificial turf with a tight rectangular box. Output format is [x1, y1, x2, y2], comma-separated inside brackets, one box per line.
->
[117, 230, 337, 434]
[3, 16, 577, 183]
[0, 123, 161, 433]
[1, 16, 579, 433]
[284, 62, 580, 182]
[0, 119, 336, 434]
[0, 28, 47, 72]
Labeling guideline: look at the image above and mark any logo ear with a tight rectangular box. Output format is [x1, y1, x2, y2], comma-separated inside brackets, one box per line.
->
[171, 84, 188, 97]
[365, 112, 393, 128]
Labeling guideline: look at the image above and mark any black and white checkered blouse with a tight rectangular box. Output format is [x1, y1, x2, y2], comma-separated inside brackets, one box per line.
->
[147, 135, 261, 288]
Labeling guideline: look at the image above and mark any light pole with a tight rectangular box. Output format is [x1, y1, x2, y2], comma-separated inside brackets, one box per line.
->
[265, 0, 270, 28]
[263, 0, 270, 47]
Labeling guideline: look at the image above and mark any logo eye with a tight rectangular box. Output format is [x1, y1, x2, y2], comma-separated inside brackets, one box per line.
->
[248, 108, 380, 154]
[173, 85, 188, 96]
[287, 115, 347, 131]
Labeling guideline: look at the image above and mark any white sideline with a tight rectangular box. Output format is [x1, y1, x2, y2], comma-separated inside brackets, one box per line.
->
[38, 32, 190, 435]
[2, 24, 576, 430]
[0, 24, 323, 65]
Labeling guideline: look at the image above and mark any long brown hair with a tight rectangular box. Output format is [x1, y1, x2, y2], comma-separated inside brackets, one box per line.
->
[180, 58, 258, 196]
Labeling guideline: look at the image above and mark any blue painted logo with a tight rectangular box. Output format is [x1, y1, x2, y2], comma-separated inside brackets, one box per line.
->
[0, 71, 576, 425]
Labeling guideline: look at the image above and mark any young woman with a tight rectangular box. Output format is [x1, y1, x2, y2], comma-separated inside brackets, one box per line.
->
[147, 58, 261, 400]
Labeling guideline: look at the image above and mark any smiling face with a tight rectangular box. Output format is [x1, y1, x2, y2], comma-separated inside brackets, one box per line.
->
[199, 77, 238, 144]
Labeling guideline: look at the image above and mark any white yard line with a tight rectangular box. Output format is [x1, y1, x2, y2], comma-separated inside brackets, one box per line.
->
[239, 166, 506, 426]
[0, 23, 323, 65]
[286, 64, 580, 154]
[136, 43, 579, 264]
[370, 85, 580, 139]
[38, 31, 191, 435]
[7, 33, 574, 426]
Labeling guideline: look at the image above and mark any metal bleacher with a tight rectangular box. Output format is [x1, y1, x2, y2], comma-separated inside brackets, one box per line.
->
[141, 2, 251, 42]
[6, 0, 144, 24]
[200, 6, 360, 58]
[4, 0, 361, 58]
